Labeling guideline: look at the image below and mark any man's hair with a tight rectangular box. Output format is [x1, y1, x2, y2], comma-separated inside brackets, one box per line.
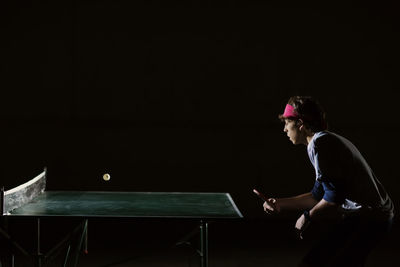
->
[279, 96, 328, 132]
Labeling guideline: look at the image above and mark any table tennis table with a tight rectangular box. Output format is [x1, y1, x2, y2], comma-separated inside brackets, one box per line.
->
[1, 168, 243, 267]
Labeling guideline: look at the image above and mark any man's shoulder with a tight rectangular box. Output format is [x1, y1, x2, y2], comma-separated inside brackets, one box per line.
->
[314, 131, 357, 159]
[313, 131, 345, 151]
[313, 131, 335, 144]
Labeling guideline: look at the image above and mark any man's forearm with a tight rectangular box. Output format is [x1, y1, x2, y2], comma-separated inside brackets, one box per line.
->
[277, 192, 319, 211]
[309, 198, 338, 220]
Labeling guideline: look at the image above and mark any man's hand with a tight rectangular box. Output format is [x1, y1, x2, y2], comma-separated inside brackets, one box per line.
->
[263, 198, 281, 214]
[253, 189, 281, 214]
[295, 213, 311, 239]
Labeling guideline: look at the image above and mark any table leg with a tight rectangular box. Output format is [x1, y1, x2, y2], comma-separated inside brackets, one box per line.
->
[35, 218, 42, 267]
[200, 220, 208, 267]
[72, 219, 88, 267]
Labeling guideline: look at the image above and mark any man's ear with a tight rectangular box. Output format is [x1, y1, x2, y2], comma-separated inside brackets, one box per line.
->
[298, 119, 304, 130]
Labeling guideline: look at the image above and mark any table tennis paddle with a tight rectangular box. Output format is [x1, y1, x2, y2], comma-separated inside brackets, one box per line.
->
[252, 189, 268, 202]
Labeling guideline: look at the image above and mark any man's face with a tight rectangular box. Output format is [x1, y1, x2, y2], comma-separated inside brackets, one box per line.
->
[283, 119, 303, 145]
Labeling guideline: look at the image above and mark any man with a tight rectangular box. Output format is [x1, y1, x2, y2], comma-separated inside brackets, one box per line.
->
[260, 96, 394, 267]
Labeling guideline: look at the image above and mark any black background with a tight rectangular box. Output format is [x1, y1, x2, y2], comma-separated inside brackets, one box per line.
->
[1, 0, 399, 221]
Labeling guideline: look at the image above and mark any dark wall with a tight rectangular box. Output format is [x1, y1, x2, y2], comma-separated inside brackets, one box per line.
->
[1, 0, 399, 218]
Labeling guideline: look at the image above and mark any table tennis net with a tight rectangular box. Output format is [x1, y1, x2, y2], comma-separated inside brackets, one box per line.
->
[2, 170, 46, 215]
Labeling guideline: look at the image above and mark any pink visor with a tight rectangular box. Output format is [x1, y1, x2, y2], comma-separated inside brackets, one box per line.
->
[282, 104, 299, 118]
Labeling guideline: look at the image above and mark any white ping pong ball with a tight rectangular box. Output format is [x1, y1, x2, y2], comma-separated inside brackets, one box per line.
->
[103, 173, 111, 181]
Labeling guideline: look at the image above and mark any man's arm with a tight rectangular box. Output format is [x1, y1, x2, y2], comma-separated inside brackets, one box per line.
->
[263, 192, 319, 213]
[276, 192, 319, 211]
[295, 198, 338, 237]
[309, 198, 338, 219]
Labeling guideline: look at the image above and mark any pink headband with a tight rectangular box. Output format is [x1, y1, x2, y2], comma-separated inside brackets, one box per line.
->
[282, 104, 299, 118]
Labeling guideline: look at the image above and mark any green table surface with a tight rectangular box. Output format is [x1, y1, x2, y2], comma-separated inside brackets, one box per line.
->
[7, 191, 243, 219]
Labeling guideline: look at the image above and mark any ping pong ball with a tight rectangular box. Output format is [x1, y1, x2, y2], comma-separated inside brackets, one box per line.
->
[103, 173, 111, 181]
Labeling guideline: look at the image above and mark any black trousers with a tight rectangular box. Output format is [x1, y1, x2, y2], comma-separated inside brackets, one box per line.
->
[300, 214, 393, 267]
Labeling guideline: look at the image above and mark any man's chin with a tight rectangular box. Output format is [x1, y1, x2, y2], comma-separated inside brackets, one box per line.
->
[291, 140, 300, 145]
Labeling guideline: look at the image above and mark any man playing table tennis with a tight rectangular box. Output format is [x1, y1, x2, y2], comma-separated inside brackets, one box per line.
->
[260, 96, 394, 267]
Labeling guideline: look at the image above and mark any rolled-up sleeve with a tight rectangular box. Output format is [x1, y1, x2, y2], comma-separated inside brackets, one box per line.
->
[311, 180, 324, 201]
[311, 179, 344, 204]
[321, 181, 345, 204]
